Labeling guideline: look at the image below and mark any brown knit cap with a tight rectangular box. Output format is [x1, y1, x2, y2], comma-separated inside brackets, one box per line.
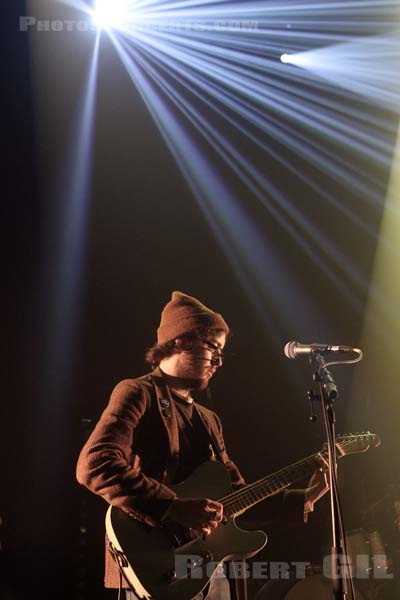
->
[157, 291, 229, 345]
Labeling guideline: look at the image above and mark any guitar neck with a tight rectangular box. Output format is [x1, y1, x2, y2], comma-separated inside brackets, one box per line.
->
[221, 452, 325, 517]
[219, 432, 380, 518]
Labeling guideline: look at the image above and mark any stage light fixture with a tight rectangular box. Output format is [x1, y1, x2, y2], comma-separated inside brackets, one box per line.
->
[92, 0, 130, 29]
[280, 53, 303, 66]
[280, 53, 291, 64]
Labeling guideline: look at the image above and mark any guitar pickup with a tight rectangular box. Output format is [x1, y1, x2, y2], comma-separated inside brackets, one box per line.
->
[161, 518, 192, 547]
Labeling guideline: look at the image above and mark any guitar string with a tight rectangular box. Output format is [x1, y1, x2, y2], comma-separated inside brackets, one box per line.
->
[221, 437, 373, 514]
[221, 455, 321, 515]
[218, 437, 374, 516]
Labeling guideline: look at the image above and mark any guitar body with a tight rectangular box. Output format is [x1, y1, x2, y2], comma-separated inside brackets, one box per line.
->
[105, 432, 380, 600]
[106, 461, 268, 600]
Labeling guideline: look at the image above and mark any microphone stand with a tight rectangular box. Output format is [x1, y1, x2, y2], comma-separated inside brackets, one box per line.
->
[309, 351, 356, 600]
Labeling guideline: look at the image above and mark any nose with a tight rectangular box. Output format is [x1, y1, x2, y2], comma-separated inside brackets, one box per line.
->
[210, 355, 223, 367]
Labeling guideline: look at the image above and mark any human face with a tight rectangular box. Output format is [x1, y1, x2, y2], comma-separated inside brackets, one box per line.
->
[172, 332, 226, 390]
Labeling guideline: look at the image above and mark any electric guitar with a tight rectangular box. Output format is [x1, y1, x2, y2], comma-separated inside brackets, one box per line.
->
[106, 432, 380, 600]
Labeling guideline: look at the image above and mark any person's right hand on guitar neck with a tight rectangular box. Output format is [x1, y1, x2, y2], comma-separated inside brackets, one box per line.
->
[163, 498, 224, 537]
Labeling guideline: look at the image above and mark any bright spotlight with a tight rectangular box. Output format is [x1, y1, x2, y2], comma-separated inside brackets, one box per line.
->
[280, 53, 291, 64]
[92, 0, 130, 29]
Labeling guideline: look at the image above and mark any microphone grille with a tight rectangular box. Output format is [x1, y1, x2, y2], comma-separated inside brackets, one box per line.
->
[284, 340, 297, 359]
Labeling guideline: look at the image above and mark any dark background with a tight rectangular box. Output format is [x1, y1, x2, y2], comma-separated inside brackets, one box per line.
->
[3, 1, 400, 599]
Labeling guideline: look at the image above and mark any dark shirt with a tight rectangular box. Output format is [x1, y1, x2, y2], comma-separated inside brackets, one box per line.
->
[172, 392, 214, 483]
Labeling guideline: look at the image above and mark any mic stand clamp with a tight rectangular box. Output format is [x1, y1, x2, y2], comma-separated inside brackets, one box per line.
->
[307, 388, 318, 422]
[309, 351, 354, 600]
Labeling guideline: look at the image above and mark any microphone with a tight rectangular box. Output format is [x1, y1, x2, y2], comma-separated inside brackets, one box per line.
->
[284, 340, 361, 360]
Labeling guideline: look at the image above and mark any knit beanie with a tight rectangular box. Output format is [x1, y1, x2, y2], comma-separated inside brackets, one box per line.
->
[157, 291, 229, 345]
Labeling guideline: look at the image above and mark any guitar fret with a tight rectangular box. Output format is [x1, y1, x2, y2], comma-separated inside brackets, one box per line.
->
[239, 492, 256, 508]
[220, 435, 379, 518]
[222, 454, 322, 516]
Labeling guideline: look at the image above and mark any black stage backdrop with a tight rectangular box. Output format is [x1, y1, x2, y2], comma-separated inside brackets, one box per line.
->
[3, 1, 400, 599]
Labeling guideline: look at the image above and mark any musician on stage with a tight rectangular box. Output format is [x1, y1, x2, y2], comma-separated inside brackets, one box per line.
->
[76, 291, 329, 599]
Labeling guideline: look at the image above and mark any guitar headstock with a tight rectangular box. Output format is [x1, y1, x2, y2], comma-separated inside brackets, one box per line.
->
[321, 431, 381, 457]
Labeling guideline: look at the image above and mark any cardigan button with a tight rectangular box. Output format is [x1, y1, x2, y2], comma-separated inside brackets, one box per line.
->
[160, 397, 170, 408]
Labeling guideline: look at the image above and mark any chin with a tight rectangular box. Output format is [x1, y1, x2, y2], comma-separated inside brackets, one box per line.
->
[196, 379, 210, 392]
[185, 377, 210, 392]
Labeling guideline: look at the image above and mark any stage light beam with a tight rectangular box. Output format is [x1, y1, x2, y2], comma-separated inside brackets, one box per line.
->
[54, 0, 400, 352]
[279, 32, 400, 112]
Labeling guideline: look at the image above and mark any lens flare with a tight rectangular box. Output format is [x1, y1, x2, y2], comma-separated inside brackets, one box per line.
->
[92, 0, 131, 29]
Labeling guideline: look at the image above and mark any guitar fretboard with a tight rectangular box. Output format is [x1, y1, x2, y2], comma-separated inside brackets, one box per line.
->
[220, 452, 324, 517]
[219, 433, 380, 517]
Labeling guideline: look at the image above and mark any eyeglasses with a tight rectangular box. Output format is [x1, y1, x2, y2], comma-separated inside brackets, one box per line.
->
[202, 341, 225, 364]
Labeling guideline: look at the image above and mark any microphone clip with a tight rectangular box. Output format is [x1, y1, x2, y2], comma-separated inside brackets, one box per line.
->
[311, 352, 339, 401]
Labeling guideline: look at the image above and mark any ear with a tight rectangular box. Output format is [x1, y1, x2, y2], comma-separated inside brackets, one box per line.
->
[174, 337, 187, 352]
[174, 337, 193, 351]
